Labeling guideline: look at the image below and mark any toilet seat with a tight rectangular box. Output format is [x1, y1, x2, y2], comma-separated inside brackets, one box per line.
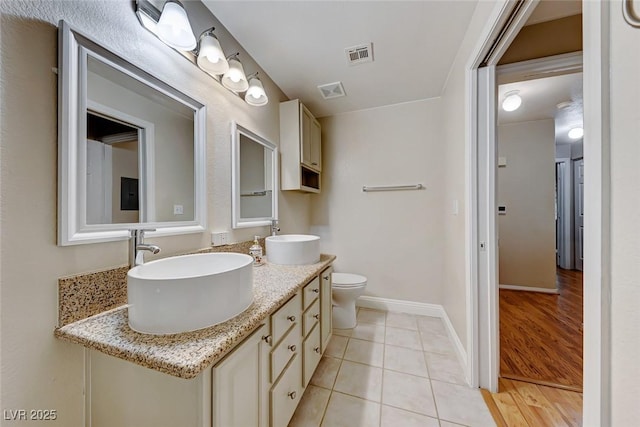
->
[332, 273, 367, 288]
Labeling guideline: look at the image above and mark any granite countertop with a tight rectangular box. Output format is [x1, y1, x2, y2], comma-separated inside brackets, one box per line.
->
[55, 254, 335, 379]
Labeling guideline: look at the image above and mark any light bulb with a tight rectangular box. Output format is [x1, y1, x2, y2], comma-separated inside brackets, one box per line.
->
[568, 127, 584, 140]
[502, 92, 522, 112]
[245, 77, 268, 106]
[197, 32, 228, 75]
[156, 1, 197, 51]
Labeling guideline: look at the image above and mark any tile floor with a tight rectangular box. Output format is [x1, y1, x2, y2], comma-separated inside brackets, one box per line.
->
[289, 308, 495, 427]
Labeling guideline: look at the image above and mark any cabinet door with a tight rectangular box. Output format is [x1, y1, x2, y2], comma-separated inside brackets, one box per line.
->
[212, 324, 267, 427]
[300, 106, 313, 168]
[320, 267, 333, 352]
[310, 118, 322, 171]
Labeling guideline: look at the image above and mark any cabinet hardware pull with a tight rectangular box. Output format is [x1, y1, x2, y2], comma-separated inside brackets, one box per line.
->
[262, 335, 272, 345]
[323, 276, 329, 280]
[288, 344, 297, 352]
[288, 391, 296, 400]
[312, 288, 320, 293]
[313, 314, 320, 320]
[287, 315, 296, 322]
[311, 162, 318, 165]
[314, 347, 321, 354]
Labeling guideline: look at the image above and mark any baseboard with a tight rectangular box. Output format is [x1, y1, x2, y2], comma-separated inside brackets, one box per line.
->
[499, 284, 559, 294]
[356, 296, 469, 384]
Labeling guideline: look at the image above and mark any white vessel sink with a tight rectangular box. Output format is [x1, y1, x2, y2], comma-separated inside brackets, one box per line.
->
[266, 234, 320, 265]
[127, 253, 254, 335]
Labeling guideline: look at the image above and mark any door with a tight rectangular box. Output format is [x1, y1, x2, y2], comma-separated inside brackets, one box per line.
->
[574, 158, 584, 271]
[86, 139, 112, 224]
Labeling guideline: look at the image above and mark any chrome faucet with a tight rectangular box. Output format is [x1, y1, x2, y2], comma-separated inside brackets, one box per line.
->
[129, 229, 161, 268]
[271, 219, 280, 236]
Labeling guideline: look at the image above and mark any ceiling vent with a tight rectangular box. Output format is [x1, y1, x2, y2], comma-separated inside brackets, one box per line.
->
[345, 43, 373, 66]
[318, 81, 346, 100]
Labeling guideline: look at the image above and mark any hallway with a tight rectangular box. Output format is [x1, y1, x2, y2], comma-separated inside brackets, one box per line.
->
[499, 269, 583, 391]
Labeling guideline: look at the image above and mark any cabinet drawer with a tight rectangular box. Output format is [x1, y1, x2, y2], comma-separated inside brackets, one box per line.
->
[270, 322, 301, 382]
[302, 277, 320, 309]
[270, 354, 302, 427]
[303, 323, 322, 387]
[303, 298, 320, 338]
[271, 293, 301, 345]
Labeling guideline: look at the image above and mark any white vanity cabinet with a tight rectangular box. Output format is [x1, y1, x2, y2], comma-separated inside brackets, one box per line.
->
[87, 265, 334, 427]
[280, 99, 322, 193]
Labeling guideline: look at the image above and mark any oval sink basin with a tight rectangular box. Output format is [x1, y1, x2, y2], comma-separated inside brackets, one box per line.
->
[127, 253, 254, 335]
[266, 234, 320, 265]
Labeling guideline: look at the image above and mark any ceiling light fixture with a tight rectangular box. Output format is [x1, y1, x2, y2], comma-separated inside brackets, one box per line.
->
[196, 28, 229, 75]
[502, 90, 522, 112]
[155, 0, 197, 51]
[135, 0, 267, 106]
[568, 127, 584, 140]
[245, 73, 269, 106]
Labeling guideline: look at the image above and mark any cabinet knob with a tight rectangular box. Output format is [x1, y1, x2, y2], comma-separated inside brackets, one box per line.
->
[287, 315, 296, 322]
[311, 162, 318, 166]
[323, 275, 330, 280]
[312, 288, 320, 294]
[313, 314, 320, 320]
[288, 344, 297, 352]
[314, 347, 321, 354]
[288, 391, 297, 400]
[262, 335, 272, 345]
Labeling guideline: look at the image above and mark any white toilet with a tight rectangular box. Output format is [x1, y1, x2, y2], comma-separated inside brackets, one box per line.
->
[332, 273, 367, 329]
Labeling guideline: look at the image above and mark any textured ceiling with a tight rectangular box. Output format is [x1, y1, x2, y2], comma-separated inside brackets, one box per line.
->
[203, 0, 478, 118]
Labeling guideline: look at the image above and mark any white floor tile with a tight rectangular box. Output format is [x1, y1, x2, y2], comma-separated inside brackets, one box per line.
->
[416, 315, 447, 335]
[332, 327, 353, 337]
[310, 356, 342, 390]
[381, 369, 437, 417]
[324, 335, 349, 358]
[380, 405, 440, 427]
[334, 360, 383, 402]
[289, 385, 331, 427]
[356, 308, 386, 325]
[420, 330, 456, 354]
[351, 322, 386, 343]
[431, 380, 496, 426]
[383, 345, 429, 377]
[385, 312, 418, 330]
[344, 338, 384, 367]
[439, 421, 470, 427]
[385, 326, 422, 350]
[321, 392, 380, 427]
[425, 352, 466, 385]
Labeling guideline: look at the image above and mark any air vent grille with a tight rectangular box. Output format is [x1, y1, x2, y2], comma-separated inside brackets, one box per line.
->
[317, 81, 346, 100]
[345, 43, 373, 66]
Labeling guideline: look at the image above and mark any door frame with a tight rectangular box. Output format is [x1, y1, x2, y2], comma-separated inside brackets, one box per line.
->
[467, 0, 611, 424]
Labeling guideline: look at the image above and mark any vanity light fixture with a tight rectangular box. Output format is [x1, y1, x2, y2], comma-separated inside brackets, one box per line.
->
[502, 90, 522, 112]
[222, 53, 249, 93]
[245, 73, 269, 106]
[196, 28, 229, 75]
[135, 0, 268, 106]
[155, 0, 197, 51]
[568, 127, 584, 140]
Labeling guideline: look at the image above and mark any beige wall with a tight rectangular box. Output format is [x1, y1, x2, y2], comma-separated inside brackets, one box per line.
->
[499, 14, 583, 65]
[312, 99, 445, 304]
[609, 0, 640, 422]
[111, 140, 139, 223]
[0, 1, 309, 425]
[497, 120, 556, 289]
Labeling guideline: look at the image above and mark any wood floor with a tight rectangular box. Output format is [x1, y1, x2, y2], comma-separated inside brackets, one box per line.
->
[482, 378, 583, 427]
[499, 268, 583, 391]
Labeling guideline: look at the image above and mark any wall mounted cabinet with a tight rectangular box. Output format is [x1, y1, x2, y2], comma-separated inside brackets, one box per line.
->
[280, 99, 322, 193]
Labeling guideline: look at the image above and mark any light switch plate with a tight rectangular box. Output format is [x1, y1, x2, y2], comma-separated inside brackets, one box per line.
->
[173, 204, 184, 215]
[498, 157, 507, 167]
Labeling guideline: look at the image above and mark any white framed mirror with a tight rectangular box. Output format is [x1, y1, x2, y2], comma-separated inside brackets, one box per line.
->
[58, 21, 207, 245]
[231, 122, 278, 229]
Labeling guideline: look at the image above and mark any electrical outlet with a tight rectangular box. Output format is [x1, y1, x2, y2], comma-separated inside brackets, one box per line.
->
[211, 231, 229, 247]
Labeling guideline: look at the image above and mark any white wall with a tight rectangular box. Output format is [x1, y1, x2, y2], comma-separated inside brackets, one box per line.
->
[497, 120, 556, 289]
[440, 0, 497, 350]
[608, 0, 640, 422]
[312, 99, 445, 304]
[0, 2, 310, 425]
